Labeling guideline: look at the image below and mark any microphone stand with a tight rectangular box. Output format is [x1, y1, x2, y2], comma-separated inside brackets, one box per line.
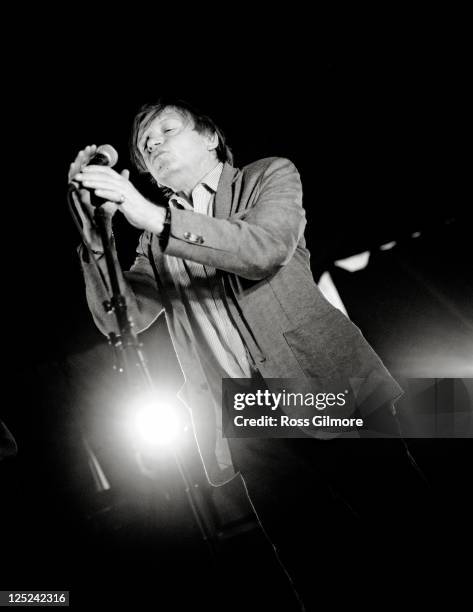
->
[93, 205, 150, 385]
[92, 204, 218, 557]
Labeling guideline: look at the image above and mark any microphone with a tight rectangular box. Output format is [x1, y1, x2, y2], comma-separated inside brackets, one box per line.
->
[87, 144, 119, 168]
[79, 144, 119, 207]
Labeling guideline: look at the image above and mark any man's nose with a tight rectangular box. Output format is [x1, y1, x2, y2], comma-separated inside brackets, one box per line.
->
[147, 137, 163, 153]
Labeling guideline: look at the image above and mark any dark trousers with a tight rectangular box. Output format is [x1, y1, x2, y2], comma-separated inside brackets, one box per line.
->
[227, 432, 435, 610]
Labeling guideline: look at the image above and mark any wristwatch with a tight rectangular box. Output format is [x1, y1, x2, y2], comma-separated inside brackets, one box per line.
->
[159, 206, 171, 247]
[164, 206, 171, 225]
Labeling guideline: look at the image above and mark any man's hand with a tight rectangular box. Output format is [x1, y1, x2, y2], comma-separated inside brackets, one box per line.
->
[69, 145, 118, 251]
[73, 164, 166, 235]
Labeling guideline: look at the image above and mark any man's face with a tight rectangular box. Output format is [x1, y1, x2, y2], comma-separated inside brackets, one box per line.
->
[137, 108, 216, 189]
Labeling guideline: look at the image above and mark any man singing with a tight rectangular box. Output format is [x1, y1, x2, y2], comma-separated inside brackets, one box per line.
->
[70, 98, 414, 608]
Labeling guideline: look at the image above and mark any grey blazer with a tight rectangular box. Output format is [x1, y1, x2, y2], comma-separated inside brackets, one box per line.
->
[81, 157, 403, 483]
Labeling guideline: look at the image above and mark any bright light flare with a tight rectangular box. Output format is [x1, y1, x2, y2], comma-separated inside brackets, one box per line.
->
[128, 392, 181, 449]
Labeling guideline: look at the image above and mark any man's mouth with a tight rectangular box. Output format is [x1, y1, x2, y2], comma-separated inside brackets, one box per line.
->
[152, 150, 169, 163]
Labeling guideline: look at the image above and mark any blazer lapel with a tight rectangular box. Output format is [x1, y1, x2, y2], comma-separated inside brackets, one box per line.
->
[214, 162, 238, 219]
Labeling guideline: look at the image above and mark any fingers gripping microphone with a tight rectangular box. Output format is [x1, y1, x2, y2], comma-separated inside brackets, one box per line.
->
[84, 144, 119, 207]
[88, 144, 119, 168]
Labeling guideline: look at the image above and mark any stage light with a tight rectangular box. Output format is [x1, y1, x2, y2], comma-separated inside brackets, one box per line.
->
[128, 392, 181, 449]
[380, 240, 397, 251]
[136, 406, 179, 447]
[334, 250, 370, 272]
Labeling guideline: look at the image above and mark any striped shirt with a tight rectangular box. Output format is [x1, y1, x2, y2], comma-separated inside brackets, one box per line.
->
[165, 162, 254, 379]
[165, 163, 254, 474]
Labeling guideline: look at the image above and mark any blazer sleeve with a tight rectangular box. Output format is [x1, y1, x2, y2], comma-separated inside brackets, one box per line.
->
[79, 230, 163, 337]
[164, 158, 306, 280]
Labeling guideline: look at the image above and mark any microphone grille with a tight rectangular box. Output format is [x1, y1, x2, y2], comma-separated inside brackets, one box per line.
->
[96, 144, 119, 167]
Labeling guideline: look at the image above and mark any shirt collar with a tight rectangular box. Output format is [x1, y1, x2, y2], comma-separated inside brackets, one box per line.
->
[199, 162, 224, 194]
[169, 162, 223, 209]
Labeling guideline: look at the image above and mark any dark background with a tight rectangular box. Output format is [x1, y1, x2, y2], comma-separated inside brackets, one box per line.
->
[1, 15, 471, 609]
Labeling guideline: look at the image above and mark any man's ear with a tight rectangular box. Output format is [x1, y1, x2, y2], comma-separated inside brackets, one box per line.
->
[206, 131, 219, 151]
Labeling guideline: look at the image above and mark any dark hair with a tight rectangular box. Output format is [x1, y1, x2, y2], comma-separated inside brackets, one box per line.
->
[129, 97, 233, 173]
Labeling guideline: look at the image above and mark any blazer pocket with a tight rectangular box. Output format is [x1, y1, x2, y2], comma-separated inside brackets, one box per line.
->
[282, 314, 340, 379]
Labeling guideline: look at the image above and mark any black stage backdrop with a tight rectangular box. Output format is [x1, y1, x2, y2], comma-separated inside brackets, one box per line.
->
[0, 17, 471, 610]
